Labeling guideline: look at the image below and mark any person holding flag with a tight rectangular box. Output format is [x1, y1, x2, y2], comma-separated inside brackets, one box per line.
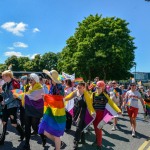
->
[64, 82, 96, 150]
[38, 70, 65, 150]
[91, 81, 121, 150]
[64, 79, 76, 132]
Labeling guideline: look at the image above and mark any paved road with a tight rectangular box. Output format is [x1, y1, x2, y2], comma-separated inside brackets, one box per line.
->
[0, 103, 149, 150]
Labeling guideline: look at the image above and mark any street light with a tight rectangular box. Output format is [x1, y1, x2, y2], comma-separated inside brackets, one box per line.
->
[133, 62, 136, 81]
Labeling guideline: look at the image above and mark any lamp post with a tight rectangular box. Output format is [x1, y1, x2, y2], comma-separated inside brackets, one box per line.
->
[133, 62, 136, 81]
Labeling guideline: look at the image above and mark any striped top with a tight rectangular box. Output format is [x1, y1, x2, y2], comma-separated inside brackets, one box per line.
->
[93, 92, 108, 110]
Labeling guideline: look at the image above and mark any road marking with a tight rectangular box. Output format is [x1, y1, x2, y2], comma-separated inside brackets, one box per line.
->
[138, 139, 150, 150]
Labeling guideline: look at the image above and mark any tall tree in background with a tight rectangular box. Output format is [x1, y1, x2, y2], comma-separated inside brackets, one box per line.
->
[18, 57, 30, 71]
[0, 64, 7, 72]
[58, 14, 136, 80]
[5, 56, 20, 71]
[40, 52, 59, 71]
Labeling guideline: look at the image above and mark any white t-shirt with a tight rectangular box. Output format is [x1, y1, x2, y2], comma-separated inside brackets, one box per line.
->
[125, 90, 141, 108]
[64, 87, 76, 96]
[110, 91, 120, 106]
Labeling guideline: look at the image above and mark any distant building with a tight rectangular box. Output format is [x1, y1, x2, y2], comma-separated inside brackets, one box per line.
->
[132, 72, 150, 82]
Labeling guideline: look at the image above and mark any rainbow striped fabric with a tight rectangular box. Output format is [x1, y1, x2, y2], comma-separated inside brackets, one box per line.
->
[38, 94, 66, 137]
[145, 102, 150, 114]
[12, 89, 23, 94]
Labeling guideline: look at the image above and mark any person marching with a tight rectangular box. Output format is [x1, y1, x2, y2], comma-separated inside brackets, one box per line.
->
[64, 79, 76, 132]
[91, 81, 121, 150]
[13, 73, 45, 150]
[38, 70, 65, 150]
[19, 75, 30, 129]
[143, 89, 150, 121]
[0, 70, 24, 145]
[125, 82, 146, 137]
[110, 81, 122, 131]
[64, 82, 96, 150]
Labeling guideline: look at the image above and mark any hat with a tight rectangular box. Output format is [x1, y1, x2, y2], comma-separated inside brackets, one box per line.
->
[30, 73, 39, 83]
[43, 69, 61, 84]
[21, 75, 27, 80]
[96, 81, 105, 89]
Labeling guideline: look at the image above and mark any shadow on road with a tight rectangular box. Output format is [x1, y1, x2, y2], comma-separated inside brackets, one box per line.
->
[103, 129, 130, 142]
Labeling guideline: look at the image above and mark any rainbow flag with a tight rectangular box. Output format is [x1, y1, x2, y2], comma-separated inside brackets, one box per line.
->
[113, 89, 119, 97]
[11, 89, 24, 102]
[145, 102, 150, 114]
[12, 89, 23, 94]
[74, 77, 84, 85]
[38, 94, 66, 137]
[58, 74, 65, 81]
[97, 93, 121, 129]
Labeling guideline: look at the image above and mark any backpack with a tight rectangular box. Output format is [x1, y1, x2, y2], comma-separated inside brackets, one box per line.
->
[12, 78, 20, 89]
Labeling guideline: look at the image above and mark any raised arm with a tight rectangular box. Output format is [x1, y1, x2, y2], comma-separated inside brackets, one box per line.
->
[64, 90, 77, 101]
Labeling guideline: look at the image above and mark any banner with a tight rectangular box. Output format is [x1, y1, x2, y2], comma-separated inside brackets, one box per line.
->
[62, 72, 75, 81]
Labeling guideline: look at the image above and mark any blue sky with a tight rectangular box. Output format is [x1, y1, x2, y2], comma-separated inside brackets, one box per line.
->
[0, 0, 149, 72]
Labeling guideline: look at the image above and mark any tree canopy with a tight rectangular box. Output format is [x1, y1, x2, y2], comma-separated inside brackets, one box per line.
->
[0, 52, 59, 72]
[58, 14, 136, 80]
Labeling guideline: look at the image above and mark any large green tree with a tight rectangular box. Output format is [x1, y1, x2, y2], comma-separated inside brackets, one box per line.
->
[5, 55, 20, 71]
[0, 64, 7, 72]
[58, 14, 136, 80]
[40, 52, 59, 71]
[18, 57, 30, 71]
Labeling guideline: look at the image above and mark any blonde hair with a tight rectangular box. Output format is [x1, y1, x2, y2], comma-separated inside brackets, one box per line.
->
[2, 70, 13, 78]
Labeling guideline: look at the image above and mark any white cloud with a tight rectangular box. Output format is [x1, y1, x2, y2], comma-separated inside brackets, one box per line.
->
[4, 51, 23, 57]
[8, 47, 15, 50]
[33, 28, 40, 33]
[30, 54, 38, 59]
[13, 42, 28, 48]
[4, 51, 38, 60]
[1, 22, 28, 36]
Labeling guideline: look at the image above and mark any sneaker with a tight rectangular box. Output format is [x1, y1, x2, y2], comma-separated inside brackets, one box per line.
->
[111, 125, 116, 131]
[31, 131, 37, 136]
[60, 141, 65, 148]
[132, 131, 136, 137]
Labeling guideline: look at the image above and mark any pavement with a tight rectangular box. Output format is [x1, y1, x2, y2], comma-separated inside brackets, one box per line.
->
[0, 102, 149, 150]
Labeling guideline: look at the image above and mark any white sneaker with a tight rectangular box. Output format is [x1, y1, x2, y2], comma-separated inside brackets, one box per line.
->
[111, 126, 116, 131]
[132, 130, 135, 137]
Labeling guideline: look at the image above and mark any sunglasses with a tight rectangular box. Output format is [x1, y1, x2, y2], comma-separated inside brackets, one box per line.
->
[29, 78, 34, 82]
[112, 83, 116, 84]
[131, 85, 136, 86]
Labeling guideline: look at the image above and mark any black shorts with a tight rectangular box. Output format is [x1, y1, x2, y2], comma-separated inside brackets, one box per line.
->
[2, 106, 18, 124]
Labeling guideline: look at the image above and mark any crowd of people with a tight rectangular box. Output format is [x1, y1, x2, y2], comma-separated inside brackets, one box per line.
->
[0, 69, 149, 150]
